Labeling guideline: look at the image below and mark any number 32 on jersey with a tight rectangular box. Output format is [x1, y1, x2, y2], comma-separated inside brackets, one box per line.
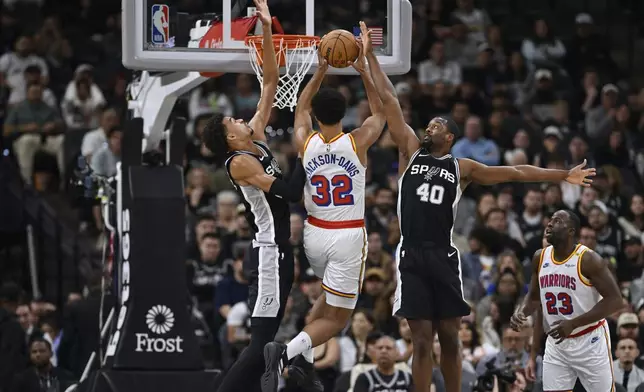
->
[416, 184, 444, 205]
[311, 174, 354, 206]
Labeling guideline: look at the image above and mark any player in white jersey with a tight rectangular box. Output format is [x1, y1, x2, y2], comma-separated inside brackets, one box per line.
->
[512, 210, 623, 392]
[261, 33, 386, 392]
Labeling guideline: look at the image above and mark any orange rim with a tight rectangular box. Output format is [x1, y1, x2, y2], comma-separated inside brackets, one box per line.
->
[244, 34, 320, 49]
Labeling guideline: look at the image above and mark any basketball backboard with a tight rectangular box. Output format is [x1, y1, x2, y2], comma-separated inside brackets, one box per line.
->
[122, 0, 412, 75]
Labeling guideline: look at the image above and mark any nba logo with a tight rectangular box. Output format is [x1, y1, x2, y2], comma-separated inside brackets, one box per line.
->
[151, 4, 170, 44]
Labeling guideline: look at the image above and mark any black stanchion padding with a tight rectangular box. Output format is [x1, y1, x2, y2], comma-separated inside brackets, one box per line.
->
[109, 166, 199, 370]
[169, 117, 187, 166]
[122, 118, 143, 167]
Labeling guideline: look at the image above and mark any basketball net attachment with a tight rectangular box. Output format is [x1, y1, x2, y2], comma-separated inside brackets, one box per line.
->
[245, 34, 320, 111]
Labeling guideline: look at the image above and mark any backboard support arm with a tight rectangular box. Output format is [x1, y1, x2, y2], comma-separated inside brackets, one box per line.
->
[127, 71, 207, 152]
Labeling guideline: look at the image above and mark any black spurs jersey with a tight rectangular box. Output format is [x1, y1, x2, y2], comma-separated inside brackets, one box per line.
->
[225, 140, 290, 245]
[398, 149, 462, 247]
[354, 368, 412, 392]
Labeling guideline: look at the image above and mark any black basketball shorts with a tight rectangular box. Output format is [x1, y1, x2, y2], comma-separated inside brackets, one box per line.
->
[393, 242, 470, 321]
[245, 242, 294, 321]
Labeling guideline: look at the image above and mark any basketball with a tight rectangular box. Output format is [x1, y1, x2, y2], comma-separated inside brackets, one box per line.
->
[318, 29, 360, 68]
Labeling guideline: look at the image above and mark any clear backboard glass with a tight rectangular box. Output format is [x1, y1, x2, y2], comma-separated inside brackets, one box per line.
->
[122, 0, 411, 75]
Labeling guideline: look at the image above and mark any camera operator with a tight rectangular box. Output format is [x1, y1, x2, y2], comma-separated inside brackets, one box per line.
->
[478, 370, 527, 392]
[476, 325, 540, 381]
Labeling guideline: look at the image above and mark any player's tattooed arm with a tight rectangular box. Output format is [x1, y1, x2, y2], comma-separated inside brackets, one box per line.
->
[512, 249, 542, 331]
[293, 52, 328, 156]
[525, 307, 543, 382]
[248, 0, 277, 142]
[229, 154, 306, 202]
[360, 21, 419, 171]
[458, 158, 596, 187]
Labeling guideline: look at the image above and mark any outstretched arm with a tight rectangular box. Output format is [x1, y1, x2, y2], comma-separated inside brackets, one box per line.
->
[458, 158, 596, 188]
[349, 31, 385, 158]
[229, 154, 307, 202]
[548, 249, 623, 343]
[361, 21, 419, 173]
[293, 54, 328, 156]
[248, 0, 278, 142]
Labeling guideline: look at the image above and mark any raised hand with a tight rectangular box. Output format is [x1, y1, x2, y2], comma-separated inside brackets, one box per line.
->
[348, 38, 367, 74]
[253, 0, 272, 26]
[316, 44, 328, 73]
[359, 21, 372, 54]
[565, 159, 596, 187]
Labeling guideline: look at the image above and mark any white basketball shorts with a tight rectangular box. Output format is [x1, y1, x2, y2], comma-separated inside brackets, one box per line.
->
[303, 219, 367, 309]
[542, 321, 615, 392]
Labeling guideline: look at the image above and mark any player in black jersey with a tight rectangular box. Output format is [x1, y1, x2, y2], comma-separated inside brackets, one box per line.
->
[200, 1, 309, 391]
[359, 22, 596, 392]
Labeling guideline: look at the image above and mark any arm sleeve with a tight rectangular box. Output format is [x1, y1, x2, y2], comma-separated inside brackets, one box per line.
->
[268, 158, 306, 202]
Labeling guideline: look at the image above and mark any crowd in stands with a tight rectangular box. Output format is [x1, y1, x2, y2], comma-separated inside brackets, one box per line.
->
[1, 0, 644, 392]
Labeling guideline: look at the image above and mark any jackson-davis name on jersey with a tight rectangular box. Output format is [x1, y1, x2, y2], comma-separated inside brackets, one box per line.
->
[305, 153, 361, 178]
[410, 164, 456, 184]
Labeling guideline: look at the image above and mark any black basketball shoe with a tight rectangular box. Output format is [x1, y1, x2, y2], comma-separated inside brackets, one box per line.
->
[287, 355, 324, 392]
[261, 342, 288, 392]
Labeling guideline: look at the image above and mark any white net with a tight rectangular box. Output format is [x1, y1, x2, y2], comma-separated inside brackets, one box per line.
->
[246, 36, 319, 111]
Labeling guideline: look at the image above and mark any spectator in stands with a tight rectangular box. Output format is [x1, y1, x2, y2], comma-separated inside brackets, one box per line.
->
[476, 325, 533, 376]
[39, 312, 62, 366]
[452, 115, 500, 166]
[10, 336, 75, 392]
[565, 13, 618, 82]
[418, 41, 462, 92]
[224, 300, 251, 367]
[4, 81, 64, 184]
[80, 108, 119, 160]
[627, 194, 644, 232]
[185, 166, 216, 214]
[353, 335, 412, 392]
[586, 84, 620, 142]
[16, 303, 41, 346]
[61, 79, 103, 130]
[188, 78, 233, 121]
[524, 69, 559, 124]
[451, 0, 490, 43]
[214, 191, 239, 233]
[230, 74, 259, 122]
[63, 65, 105, 112]
[520, 18, 566, 68]
[187, 214, 217, 260]
[186, 232, 231, 334]
[588, 201, 623, 263]
[614, 337, 644, 392]
[89, 125, 121, 177]
[339, 310, 376, 373]
[8, 66, 56, 108]
[444, 17, 480, 67]
[0, 282, 28, 392]
[0, 35, 48, 100]
[214, 252, 248, 321]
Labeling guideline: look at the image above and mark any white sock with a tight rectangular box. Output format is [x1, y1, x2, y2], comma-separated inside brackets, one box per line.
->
[302, 348, 314, 363]
[286, 331, 312, 360]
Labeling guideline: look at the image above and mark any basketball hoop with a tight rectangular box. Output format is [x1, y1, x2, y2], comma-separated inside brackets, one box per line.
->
[245, 34, 320, 111]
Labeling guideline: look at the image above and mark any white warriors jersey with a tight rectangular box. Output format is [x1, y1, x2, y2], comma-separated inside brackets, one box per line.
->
[302, 132, 366, 222]
[538, 244, 604, 335]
